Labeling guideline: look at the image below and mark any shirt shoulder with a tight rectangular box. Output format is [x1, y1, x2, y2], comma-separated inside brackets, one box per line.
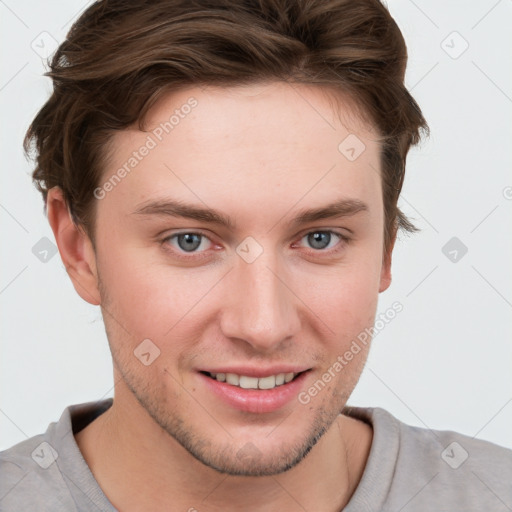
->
[343, 406, 512, 512]
[393, 414, 512, 510]
[0, 431, 80, 511]
[0, 399, 115, 512]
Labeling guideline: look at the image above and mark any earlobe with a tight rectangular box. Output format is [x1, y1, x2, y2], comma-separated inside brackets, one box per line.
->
[379, 232, 396, 293]
[46, 187, 101, 306]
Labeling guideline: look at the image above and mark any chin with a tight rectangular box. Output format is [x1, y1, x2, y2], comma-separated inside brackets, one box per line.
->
[165, 411, 333, 477]
[187, 435, 323, 477]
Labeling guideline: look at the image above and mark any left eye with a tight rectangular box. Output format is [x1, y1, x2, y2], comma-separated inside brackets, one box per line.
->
[299, 231, 343, 251]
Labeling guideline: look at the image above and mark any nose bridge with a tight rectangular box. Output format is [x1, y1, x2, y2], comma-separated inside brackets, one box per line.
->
[220, 247, 300, 350]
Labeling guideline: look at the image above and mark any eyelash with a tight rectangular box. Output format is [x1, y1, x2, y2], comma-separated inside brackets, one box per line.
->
[160, 230, 350, 260]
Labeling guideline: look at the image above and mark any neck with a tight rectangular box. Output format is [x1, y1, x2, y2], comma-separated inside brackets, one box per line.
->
[75, 383, 372, 512]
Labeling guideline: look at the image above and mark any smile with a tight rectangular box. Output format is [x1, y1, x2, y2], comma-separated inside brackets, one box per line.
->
[207, 372, 299, 390]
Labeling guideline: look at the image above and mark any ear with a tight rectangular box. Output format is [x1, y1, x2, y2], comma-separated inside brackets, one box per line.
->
[379, 230, 396, 293]
[46, 187, 101, 305]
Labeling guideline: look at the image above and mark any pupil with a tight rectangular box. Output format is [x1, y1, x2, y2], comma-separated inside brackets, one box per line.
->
[178, 233, 201, 252]
[308, 232, 330, 250]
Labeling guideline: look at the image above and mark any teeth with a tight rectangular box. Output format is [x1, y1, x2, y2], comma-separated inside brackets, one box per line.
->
[258, 375, 276, 389]
[226, 373, 239, 386]
[239, 376, 259, 389]
[208, 372, 299, 389]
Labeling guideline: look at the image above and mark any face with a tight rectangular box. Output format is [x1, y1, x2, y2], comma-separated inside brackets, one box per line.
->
[90, 82, 390, 476]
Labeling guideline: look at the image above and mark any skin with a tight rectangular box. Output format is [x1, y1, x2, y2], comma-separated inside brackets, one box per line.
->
[48, 81, 394, 511]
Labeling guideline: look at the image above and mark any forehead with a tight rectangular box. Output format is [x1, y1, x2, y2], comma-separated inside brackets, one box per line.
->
[100, 82, 382, 224]
[142, 81, 378, 154]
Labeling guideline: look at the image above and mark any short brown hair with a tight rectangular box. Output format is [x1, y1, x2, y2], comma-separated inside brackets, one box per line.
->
[25, 0, 428, 252]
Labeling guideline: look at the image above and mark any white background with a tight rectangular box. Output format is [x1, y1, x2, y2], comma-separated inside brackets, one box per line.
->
[1, 0, 511, 451]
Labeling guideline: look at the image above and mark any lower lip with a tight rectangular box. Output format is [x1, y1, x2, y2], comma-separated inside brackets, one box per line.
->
[199, 372, 309, 414]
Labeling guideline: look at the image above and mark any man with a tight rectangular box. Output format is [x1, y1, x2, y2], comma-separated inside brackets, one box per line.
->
[1, 0, 510, 510]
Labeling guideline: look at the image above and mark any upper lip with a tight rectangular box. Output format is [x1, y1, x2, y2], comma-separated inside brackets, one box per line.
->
[199, 367, 310, 378]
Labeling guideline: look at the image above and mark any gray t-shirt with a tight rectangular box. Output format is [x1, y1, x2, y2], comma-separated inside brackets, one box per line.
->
[1, 398, 511, 511]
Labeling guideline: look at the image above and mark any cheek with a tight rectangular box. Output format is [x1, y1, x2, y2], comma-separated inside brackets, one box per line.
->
[97, 241, 225, 346]
[301, 253, 381, 324]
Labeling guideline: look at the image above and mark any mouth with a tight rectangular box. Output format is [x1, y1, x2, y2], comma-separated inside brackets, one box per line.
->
[198, 369, 310, 414]
[200, 371, 304, 390]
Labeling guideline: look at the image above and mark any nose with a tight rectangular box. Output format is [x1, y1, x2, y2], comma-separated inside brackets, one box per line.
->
[219, 248, 301, 352]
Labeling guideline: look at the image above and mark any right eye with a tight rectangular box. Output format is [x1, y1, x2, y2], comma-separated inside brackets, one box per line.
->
[162, 232, 214, 255]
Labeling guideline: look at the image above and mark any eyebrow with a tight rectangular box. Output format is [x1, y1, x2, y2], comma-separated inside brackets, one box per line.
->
[132, 197, 368, 230]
